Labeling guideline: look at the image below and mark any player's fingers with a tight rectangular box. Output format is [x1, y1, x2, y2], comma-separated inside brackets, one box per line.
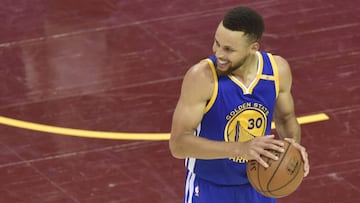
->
[284, 138, 310, 177]
[261, 149, 279, 161]
[267, 137, 285, 146]
[284, 137, 295, 144]
[256, 157, 269, 168]
[266, 134, 275, 138]
[265, 143, 285, 154]
[284, 138, 304, 154]
[304, 161, 310, 177]
[302, 150, 310, 177]
[262, 135, 284, 147]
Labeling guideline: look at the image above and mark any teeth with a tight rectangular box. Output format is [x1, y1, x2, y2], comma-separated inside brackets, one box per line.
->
[218, 59, 228, 65]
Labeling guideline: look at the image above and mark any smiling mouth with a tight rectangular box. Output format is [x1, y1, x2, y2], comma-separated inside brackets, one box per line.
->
[218, 59, 229, 65]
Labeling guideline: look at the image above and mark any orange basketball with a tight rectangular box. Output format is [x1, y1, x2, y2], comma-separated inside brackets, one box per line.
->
[246, 141, 304, 198]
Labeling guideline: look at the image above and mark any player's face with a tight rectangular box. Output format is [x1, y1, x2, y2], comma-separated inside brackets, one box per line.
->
[212, 23, 258, 75]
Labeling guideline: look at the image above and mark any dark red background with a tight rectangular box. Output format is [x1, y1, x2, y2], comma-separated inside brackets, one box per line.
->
[0, 0, 359, 202]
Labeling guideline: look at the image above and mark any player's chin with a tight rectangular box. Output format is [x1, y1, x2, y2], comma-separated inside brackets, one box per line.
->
[216, 69, 229, 76]
[216, 64, 231, 75]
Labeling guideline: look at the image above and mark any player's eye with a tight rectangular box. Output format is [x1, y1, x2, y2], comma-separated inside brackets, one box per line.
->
[224, 47, 234, 52]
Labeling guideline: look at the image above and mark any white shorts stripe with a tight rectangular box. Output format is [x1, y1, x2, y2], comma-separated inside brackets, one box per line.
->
[186, 123, 201, 172]
[186, 157, 196, 172]
[185, 172, 196, 203]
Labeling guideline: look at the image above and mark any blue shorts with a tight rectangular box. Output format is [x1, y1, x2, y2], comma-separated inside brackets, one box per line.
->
[185, 171, 276, 203]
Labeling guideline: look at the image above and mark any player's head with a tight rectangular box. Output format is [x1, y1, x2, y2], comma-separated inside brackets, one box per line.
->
[212, 7, 264, 75]
[223, 7, 264, 43]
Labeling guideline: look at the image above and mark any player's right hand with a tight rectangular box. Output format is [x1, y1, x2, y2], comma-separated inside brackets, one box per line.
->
[241, 135, 285, 168]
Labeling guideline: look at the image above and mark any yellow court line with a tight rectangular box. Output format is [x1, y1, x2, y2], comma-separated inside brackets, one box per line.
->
[0, 113, 329, 141]
[271, 113, 329, 129]
[0, 116, 169, 141]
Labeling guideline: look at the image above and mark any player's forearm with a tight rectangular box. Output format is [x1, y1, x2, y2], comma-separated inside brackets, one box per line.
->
[275, 114, 301, 143]
[169, 132, 240, 159]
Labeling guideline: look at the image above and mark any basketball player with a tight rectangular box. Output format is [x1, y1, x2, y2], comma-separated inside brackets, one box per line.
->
[169, 6, 310, 203]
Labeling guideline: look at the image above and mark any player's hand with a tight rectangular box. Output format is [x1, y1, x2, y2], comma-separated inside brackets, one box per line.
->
[284, 138, 310, 177]
[242, 135, 285, 168]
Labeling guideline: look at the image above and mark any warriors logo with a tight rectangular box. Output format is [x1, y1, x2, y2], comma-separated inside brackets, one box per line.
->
[224, 103, 268, 163]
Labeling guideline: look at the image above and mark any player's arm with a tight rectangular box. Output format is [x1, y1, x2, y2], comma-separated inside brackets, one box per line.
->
[273, 55, 309, 176]
[169, 62, 283, 167]
[273, 55, 301, 143]
[169, 61, 240, 159]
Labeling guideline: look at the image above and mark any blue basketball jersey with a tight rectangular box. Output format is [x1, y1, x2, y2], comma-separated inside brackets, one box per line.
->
[186, 51, 280, 185]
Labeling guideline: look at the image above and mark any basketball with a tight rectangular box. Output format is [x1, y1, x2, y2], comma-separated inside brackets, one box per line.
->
[246, 141, 304, 198]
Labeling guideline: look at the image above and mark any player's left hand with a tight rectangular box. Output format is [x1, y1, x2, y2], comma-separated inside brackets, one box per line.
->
[284, 138, 309, 177]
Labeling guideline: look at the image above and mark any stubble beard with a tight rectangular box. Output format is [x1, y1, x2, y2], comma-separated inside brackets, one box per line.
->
[216, 55, 248, 76]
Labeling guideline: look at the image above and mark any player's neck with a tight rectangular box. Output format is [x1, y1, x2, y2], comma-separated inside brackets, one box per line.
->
[231, 53, 258, 85]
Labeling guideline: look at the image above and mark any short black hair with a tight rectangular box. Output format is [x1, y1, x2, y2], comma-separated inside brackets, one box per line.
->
[222, 7, 264, 42]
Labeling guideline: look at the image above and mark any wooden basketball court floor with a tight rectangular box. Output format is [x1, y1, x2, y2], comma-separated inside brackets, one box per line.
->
[0, 0, 359, 202]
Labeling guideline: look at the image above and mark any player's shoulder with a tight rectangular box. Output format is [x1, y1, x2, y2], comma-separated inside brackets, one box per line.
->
[183, 59, 215, 88]
[272, 55, 290, 70]
[181, 59, 215, 101]
[272, 54, 292, 77]
[272, 54, 293, 91]
[186, 59, 214, 81]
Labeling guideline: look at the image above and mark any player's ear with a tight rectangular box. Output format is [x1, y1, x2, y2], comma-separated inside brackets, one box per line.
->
[250, 41, 260, 53]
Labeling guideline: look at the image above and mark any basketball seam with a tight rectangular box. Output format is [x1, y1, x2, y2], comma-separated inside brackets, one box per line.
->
[268, 152, 304, 197]
[256, 160, 264, 194]
[267, 145, 304, 197]
[266, 143, 291, 194]
[248, 143, 304, 198]
[246, 161, 257, 190]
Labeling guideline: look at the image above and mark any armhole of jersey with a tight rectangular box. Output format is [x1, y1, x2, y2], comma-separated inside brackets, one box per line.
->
[201, 58, 218, 113]
[267, 53, 280, 99]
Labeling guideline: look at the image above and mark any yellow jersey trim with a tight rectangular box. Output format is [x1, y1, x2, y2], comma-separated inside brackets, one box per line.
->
[203, 59, 218, 113]
[267, 53, 280, 98]
[260, 75, 275, 80]
[228, 75, 247, 93]
[228, 51, 264, 94]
